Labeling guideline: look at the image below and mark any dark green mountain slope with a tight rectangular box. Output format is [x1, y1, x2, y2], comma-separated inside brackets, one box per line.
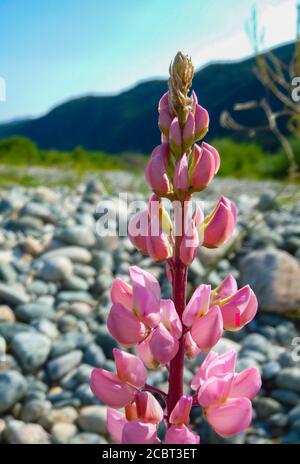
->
[0, 43, 294, 153]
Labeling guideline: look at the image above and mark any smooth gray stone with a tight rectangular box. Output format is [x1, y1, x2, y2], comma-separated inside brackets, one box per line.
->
[40, 246, 92, 263]
[68, 433, 107, 444]
[62, 275, 89, 292]
[12, 332, 51, 371]
[276, 368, 300, 393]
[262, 361, 281, 380]
[36, 256, 73, 282]
[84, 344, 106, 368]
[47, 350, 83, 380]
[15, 302, 55, 322]
[271, 389, 300, 406]
[0, 370, 27, 413]
[59, 226, 96, 248]
[0, 322, 36, 342]
[0, 283, 30, 306]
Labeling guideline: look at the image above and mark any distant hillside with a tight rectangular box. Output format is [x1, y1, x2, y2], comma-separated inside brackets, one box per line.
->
[0, 43, 295, 153]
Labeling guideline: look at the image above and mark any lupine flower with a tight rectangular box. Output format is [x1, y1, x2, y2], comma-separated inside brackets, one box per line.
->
[211, 275, 258, 330]
[174, 153, 189, 194]
[189, 305, 223, 352]
[179, 220, 199, 265]
[90, 52, 261, 445]
[167, 395, 200, 443]
[194, 104, 209, 141]
[182, 279, 257, 336]
[145, 143, 171, 196]
[169, 117, 182, 157]
[158, 107, 173, 136]
[203, 196, 237, 248]
[140, 299, 182, 366]
[107, 266, 161, 346]
[90, 349, 147, 408]
[129, 195, 173, 262]
[128, 210, 149, 255]
[146, 195, 173, 261]
[169, 395, 192, 425]
[135, 391, 164, 424]
[182, 112, 195, 151]
[165, 425, 200, 444]
[192, 350, 261, 438]
[106, 391, 163, 444]
[190, 143, 219, 192]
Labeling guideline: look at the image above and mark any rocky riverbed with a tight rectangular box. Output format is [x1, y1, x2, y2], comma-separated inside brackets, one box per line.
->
[0, 175, 300, 444]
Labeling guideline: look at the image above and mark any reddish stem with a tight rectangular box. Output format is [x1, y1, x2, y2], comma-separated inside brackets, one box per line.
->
[144, 384, 167, 399]
[166, 202, 188, 422]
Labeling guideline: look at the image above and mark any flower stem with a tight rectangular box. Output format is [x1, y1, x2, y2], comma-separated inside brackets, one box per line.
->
[166, 202, 188, 422]
[144, 384, 167, 399]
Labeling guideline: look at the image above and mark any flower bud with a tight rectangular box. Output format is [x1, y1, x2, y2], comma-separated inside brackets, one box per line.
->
[145, 143, 171, 196]
[182, 112, 195, 151]
[179, 218, 199, 266]
[190, 305, 223, 352]
[174, 153, 189, 194]
[169, 396, 192, 425]
[158, 91, 169, 111]
[190, 144, 216, 192]
[203, 196, 237, 248]
[169, 117, 182, 157]
[158, 107, 173, 137]
[194, 104, 209, 141]
[149, 323, 179, 365]
[135, 391, 164, 424]
[128, 210, 149, 255]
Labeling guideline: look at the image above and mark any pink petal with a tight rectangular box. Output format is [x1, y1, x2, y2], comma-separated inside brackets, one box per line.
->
[182, 284, 211, 327]
[206, 397, 252, 438]
[165, 425, 200, 444]
[160, 299, 182, 339]
[179, 220, 199, 266]
[194, 104, 209, 140]
[191, 350, 237, 390]
[107, 303, 147, 347]
[90, 369, 135, 408]
[146, 230, 172, 262]
[174, 153, 189, 192]
[137, 338, 159, 369]
[197, 373, 234, 407]
[122, 420, 158, 444]
[158, 91, 169, 111]
[114, 348, 147, 389]
[212, 274, 238, 302]
[221, 286, 257, 330]
[128, 211, 149, 255]
[135, 391, 164, 424]
[182, 112, 195, 150]
[149, 323, 179, 364]
[203, 198, 236, 248]
[169, 395, 192, 425]
[206, 350, 237, 379]
[191, 144, 215, 191]
[169, 117, 182, 156]
[230, 367, 261, 399]
[158, 107, 172, 136]
[130, 266, 161, 327]
[185, 331, 201, 359]
[191, 351, 219, 390]
[190, 305, 223, 352]
[145, 143, 170, 195]
[106, 408, 127, 444]
[202, 142, 220, 174]
[110, 279, 133, 310]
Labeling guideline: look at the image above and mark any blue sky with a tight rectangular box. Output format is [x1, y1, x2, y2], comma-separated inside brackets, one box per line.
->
[0, 0, 297, 122]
